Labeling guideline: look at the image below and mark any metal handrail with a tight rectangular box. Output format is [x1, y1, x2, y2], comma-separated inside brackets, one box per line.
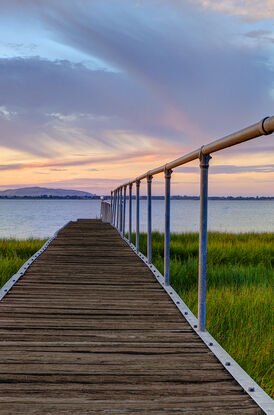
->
[108, 116, 274, 331]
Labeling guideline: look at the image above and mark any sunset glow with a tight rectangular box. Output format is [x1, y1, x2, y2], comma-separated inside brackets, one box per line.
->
[0, 0, 273, 195]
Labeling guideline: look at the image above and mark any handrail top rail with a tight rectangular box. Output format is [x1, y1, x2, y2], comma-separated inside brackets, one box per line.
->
[113, 116, 274, 190]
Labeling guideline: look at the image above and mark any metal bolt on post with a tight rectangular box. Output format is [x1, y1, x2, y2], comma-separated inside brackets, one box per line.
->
[147, 175, 153, 264]
[198, 150, 211, 331]
[164, 169, 172, 285]
[136, 180, 140, 252]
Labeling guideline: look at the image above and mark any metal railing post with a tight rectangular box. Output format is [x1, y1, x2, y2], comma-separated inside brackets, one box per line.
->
[122, 185, 127, 237]
[114, 190, 117, 227]
[100, 196, 103, 220]
[129, 183, 133, 244]
[198, 151, 211, 331]
[110, 191, 113, 224]
[147, 175, 152, 264]
[114, 190, 117, 228]
[116, 188, 120, 229]
[119, 187, 123, 233]
[164, 169, 172, 285]
[136, 180, 140, 252]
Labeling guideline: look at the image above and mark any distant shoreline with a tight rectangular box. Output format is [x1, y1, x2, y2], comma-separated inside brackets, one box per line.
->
[0, 196, 273, 201]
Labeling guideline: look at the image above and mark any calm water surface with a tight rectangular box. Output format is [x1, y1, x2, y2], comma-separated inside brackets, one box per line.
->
[0, 199, 273, 239]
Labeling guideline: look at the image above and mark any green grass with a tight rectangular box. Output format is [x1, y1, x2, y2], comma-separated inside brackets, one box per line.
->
[132, 232, 274, 397]
[0, 239, 46, 288]
[0, 234, 273, 396]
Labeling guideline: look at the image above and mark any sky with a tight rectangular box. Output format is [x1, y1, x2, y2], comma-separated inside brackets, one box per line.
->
[0, 0, 273, 196]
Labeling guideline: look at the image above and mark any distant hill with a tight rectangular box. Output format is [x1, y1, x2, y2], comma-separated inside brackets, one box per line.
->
[0, 187, 97, 198]
[0, 187, 272, 200]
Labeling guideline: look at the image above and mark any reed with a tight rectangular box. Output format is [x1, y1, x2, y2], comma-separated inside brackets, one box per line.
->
[133, 231, 274, 397]
[0, 239, 46, 287]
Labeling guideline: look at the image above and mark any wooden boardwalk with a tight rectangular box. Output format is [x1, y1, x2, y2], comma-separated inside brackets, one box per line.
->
[0, 219, 263, 414]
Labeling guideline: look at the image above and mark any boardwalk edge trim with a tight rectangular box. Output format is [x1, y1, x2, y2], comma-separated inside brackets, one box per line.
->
[0, 221, 72, 302]
[118, 230, 274, 415]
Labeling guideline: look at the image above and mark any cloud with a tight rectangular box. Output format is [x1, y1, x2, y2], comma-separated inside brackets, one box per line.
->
[7, 42, 38, 52]
[176, 164, 274, 174]
[0, 163, 22, 171]
[0, 57, 173, 156]
[0, 105, 17, 120]
[246, 30, 273, 38]
[0, 176, 130, 195]
[189, 0, 274, 21]
[245, 29, 274, 44]
[224, 145, 274, 154]
[0, 150, 157, 171]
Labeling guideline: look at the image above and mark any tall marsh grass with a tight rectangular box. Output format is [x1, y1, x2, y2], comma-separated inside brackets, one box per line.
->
[0, 239, 46, 287]
[133, 232, 274, 397]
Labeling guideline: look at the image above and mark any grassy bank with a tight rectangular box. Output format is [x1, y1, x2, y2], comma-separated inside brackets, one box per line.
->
[132, 232, 273, 397]
[0, 239, 46, 288]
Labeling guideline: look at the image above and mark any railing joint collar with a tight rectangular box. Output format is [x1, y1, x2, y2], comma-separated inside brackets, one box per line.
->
[199, 146, 211, 168]
[164, 166, 173, 178]
[147, 174, 153, 183]
[260, 116, 270, 135]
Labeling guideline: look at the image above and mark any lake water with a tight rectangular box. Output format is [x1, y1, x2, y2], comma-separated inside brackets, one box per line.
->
[0, 199, 273, 239]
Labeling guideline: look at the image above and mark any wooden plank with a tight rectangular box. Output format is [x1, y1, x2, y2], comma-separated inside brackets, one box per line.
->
[0, 219, 263, 414]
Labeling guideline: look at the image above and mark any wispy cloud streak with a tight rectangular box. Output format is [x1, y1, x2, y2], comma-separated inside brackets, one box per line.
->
[177, 164, 274, 174]
[0, 151, 158, 171]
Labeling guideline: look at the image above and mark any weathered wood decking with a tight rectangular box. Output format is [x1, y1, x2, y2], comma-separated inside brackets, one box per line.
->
[0, 219, 263, 414]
